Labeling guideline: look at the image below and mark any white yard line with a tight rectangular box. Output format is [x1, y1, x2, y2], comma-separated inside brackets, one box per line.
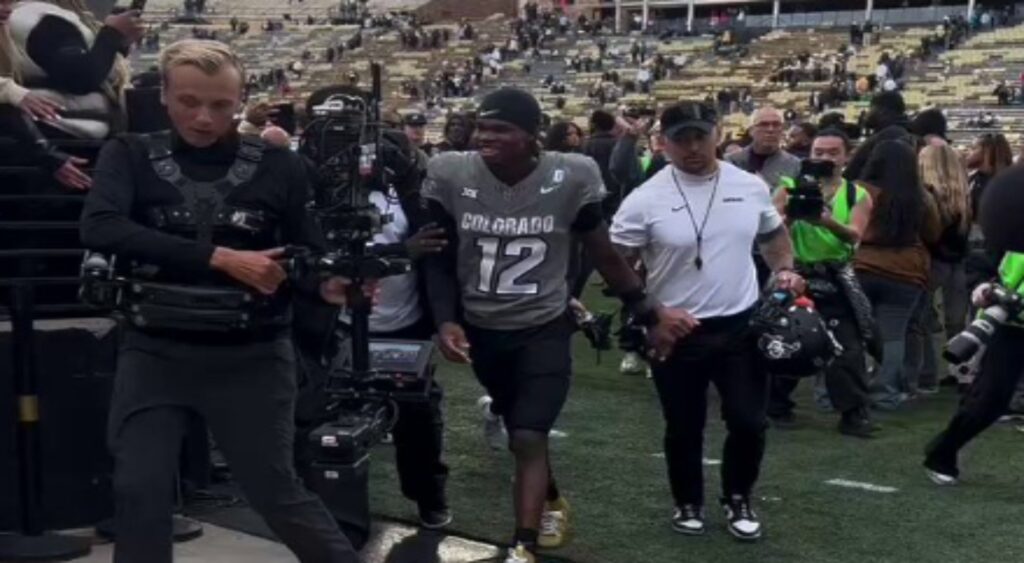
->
[824, 478, 899, 493]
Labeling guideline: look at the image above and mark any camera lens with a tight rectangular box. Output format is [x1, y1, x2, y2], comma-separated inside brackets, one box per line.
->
[944, 333, 980, 365]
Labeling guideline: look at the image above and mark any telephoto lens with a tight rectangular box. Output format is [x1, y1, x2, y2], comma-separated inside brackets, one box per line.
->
[943, 306, 1011, 364]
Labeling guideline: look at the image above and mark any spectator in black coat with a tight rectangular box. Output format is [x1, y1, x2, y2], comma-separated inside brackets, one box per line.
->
[845, 91, 916, 182]
[581, 110, 620, 218]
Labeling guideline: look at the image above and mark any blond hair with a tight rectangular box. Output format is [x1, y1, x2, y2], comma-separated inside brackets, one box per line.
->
[0, 25, 20, 83]
[919, 143, 970, 233]
[159, 39, 245, 86]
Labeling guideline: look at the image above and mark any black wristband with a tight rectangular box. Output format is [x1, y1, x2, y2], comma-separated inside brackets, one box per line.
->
[621, 289, 659, 327]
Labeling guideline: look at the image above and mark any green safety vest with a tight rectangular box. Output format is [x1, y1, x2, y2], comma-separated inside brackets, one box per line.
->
[780, 177, 867, 264]
[995, 252, 1024, 325]
[999, 252, 1024, 291]
[641, 153, 654, 174]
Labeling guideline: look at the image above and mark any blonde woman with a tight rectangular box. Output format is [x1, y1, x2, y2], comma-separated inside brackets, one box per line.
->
[1, 0, 61, 118]
[909, 144, 972, 393]
[6, 0, 142, 138]
[0, 0, 91, 188]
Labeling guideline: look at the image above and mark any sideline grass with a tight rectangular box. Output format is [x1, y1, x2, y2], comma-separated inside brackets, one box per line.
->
[369, 292, 1024, 563]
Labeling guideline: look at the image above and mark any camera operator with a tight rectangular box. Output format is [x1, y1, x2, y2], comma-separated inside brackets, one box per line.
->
[768, 129, 878, 437]
[924, 169, 1024, 485]
[333, 132, 452, 529]
[79, 39, 359, 563]
[611, 101, 805, 542]
[422, 88, 691, 563]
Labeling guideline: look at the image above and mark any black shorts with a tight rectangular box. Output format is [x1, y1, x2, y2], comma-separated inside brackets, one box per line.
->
[465, 312, 574, 433]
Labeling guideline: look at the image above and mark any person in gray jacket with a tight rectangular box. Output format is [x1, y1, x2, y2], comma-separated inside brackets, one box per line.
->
[726, 106, 800, 190]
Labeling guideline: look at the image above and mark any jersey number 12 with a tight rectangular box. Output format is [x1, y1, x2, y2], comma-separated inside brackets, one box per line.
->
[476, 237, 548, 295]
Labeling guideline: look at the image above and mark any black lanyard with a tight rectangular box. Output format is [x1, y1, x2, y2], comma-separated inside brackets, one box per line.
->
[671, 167, 721, 271]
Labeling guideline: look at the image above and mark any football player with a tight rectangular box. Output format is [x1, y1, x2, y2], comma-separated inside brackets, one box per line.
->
[422, 88, 694, 563]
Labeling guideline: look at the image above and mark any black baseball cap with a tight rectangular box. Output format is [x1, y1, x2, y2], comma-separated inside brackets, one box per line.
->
[404, 112, 427, 127]
[660, 101, 718, 139]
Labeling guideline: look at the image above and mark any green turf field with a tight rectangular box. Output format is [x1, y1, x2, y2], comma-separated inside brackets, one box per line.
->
[369, 291, 1024, 563]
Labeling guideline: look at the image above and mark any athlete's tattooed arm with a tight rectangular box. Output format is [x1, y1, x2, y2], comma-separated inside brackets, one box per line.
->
[757, 225, 806, 294]
[756, 225, 796, 272]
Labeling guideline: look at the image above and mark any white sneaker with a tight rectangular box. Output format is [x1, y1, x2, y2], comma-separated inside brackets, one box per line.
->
[504, 544, 535, 563]
[721, 495, 762, 541]
[671, 504, 705, 535]
[477, 395, 507, 450]
[620, 352, 645, 375]
[925, 468, 958, 486]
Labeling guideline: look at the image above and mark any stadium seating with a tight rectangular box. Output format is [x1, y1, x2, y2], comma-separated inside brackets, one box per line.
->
[124, 4, 1024, 149]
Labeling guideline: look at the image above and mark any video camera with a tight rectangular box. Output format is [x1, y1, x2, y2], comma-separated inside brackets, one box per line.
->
[291, 65, 436, 538]
[785, 159, 835, 221]
[944, 283, 1024, 364]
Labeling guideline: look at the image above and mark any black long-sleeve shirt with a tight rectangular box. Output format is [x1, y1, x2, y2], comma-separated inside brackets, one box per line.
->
[24, 16, 127, 94]
[80, 132, 325, 291]
[0, 103, 68, 173]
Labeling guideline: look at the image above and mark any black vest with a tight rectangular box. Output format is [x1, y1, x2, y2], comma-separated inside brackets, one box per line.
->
[142, 132, 275, 249]
[121, 132, 290, 334]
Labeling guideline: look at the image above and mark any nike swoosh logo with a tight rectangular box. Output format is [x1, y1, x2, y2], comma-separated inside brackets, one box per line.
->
[540, 185, 560, 194]
[671, 205, 687, 212]
[479, 109, 500, 117]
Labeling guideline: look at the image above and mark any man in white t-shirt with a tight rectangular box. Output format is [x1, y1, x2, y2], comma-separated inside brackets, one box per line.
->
[611, 101, 804, 542]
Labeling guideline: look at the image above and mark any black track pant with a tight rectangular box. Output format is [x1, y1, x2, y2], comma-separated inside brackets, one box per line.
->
[649, 310, 768, 507]
[109, 331, 357, 563]
[926, 325, 1024, 472]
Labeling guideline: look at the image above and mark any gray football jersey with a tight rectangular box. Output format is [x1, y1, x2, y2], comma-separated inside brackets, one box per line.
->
[423, 151, 605, 330]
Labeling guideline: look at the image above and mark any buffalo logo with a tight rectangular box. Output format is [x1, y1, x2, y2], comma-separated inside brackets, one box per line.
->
[760, 334, 802, 360]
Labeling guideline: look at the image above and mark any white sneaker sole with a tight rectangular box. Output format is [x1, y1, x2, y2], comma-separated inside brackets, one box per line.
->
[727, 524, 763, 542]
[925, 468, 958, 486]
[671, 522, 706, 536]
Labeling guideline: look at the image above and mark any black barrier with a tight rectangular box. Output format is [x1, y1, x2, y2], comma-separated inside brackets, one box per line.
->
[0, 154, 203, 555]
[0, 283, 93, 560]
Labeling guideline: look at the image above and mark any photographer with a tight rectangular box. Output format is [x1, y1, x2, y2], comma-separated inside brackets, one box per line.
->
[924, 248, 1024, 485]
[79, 40, 359, 563]
[611, 101, 804, 542]
[769, 129, 877, 437]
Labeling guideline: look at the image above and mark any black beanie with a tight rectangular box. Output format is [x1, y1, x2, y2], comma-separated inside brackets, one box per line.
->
[980, 164, 1024, 253]
[477, 88, 542, 136]
[910, 108, 947, 140]
[871, 91, 906, 116]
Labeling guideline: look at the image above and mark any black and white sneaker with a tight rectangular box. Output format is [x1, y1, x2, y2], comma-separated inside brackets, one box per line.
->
[671, 504, 705, 535]
[721, 495, 762, 542]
